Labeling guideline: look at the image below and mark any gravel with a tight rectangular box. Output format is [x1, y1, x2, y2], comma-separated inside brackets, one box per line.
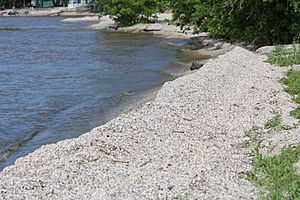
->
[1, 47, 298, 199]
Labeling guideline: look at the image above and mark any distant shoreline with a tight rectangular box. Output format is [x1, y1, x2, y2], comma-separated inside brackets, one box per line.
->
[0, 7, 96, 17]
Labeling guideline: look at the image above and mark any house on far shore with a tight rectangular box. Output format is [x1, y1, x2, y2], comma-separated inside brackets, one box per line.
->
[30, 0, 65, 8]
[30, 0, 92, 9]
[67, 0, 92, 9]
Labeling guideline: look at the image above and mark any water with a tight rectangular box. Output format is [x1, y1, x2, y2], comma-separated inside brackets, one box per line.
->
[0, 17, 187, 170]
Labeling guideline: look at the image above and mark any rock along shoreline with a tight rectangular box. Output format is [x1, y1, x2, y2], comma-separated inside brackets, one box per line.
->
[1, 46, 299, 199]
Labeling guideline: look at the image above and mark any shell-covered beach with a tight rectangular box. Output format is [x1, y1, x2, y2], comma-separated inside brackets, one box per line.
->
[1, 46, 299, 199]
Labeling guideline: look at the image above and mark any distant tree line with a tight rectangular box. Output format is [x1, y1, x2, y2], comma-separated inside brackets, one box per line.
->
[94, 0, 300, 46]
[1, 0, 66, 9]
[0, 0, 25, 8]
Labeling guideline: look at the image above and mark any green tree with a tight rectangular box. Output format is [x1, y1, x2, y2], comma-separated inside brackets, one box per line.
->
[155, 0, 171, 12]
[0, 0, 23, 8]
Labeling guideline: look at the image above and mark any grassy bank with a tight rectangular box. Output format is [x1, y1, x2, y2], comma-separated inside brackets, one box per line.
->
[267, 45, 300, 119]
[248, 144, 300, 200]
[267, 45, 300, 66]
[247, 46, 300, 200]
[280, 70, 300, 119]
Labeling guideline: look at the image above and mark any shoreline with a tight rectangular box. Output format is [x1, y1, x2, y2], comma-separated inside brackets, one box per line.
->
[0, 7, 96, 17]
[1, 46, 299, 198]
[0, 17, 193, 170]
[62, 14, 233, 68]
[0, 15, 197, 171]
[84, 14, 234, 58]
[85, 14, 201, 39]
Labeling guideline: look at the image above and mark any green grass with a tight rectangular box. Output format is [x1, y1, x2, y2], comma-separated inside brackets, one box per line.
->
[244, 126, 300, 200]
[248, 145, 300, 200]
[267, 45, 300, 66]
[244, 127, 261, 149]
[280, 70, 300, 119]
[291, 108, 300, 119]
[264, 115, 281, 129]
[249, 46, 300, 200]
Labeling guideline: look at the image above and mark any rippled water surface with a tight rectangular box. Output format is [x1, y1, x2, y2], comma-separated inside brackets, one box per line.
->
[0, 17, 186, 170]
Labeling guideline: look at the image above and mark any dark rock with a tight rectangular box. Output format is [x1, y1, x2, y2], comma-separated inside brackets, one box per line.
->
[109, 24, 118, 30]
[8, 10, 18, 16]
[190, 62, 204, 71]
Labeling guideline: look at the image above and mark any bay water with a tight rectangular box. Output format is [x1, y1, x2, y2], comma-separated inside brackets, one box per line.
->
[0, 17, 187, 170]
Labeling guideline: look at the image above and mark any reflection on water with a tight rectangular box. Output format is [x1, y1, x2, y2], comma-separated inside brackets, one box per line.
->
[0, 17, 187, 170]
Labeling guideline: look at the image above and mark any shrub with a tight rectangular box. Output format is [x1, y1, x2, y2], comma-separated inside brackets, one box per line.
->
[95, 0, 300, 45]
[172, 0, 300, 46]
[155, 0, 171, 12]
[248, 145, 300, 200]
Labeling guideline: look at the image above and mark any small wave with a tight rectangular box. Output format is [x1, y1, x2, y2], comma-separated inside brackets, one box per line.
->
[112, 90, 137, 106]
[0, 71, 13, 76]
[159, 41, 181, 48]
[155, 69, 178, 78]
[0, 130, 39, 162]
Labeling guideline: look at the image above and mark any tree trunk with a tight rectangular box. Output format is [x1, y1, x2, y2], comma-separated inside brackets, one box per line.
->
[55, 0, 60, 6]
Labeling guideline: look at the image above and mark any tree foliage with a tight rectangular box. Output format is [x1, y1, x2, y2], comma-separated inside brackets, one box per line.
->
[0, 0, 65, 8]
[3, 0, 299, 46]
[94, 0, 159, 26]
[172, 0, 300, 45]
[95, 0, 300, 45]
[0, 0, 24, 8]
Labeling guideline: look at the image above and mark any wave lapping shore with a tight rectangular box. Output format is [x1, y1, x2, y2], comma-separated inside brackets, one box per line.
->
[0, 47, 298, 199]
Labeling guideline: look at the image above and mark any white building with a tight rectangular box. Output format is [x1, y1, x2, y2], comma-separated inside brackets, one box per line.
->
[68, 0, 92, 9]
